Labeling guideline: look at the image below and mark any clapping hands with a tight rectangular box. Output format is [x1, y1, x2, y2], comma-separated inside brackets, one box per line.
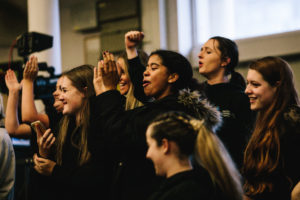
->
[93, 51, 120, 95]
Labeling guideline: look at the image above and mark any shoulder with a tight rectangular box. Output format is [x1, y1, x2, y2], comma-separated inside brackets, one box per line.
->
[283, 105, 300, 125]
[178, 89, 222, 132]
[157, 170, 215, 200]
[0, 128, 12, 144]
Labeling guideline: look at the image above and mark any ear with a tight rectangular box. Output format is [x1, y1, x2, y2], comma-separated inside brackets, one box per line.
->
[168, 73, 179, 83]
[161, 138, 170, 154]
[82, 87, 88, 97]
[221, 57, 231, 67]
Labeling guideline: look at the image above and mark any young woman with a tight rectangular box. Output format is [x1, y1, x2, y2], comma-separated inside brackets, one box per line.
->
[91, 50, 220, 200]
[243, 56, 300, 200]
[198, 36, 254, 169]
[117, 49, 148, 110]
[146, 111, 243, 200]
[33, 65, 104, 200]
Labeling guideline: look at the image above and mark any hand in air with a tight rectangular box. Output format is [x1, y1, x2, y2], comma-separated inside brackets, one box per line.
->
[5, 69, 21, 92]
[93, 51, 120, 95]
[125, 31, 144, 49]
[23, 55, 39, 81]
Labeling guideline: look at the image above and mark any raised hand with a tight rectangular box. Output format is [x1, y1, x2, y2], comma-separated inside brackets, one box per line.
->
[23, 55, 38, 81]
[94, 51, 120, 95]
[5, 69, 21, 92]
[125, 31, 144, 49]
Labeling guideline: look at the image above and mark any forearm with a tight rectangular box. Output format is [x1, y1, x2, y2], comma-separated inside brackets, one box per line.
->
[5, 90, 20, 134]
[21, 79, 38, 122]
[126, 46, 138, 60]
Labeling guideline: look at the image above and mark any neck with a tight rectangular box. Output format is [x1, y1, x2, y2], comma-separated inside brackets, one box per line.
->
[166, 159, 192, 178]
[207, 75, 228, 85]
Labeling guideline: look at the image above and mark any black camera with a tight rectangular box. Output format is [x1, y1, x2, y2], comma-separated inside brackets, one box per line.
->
[16, 32, 53, 57]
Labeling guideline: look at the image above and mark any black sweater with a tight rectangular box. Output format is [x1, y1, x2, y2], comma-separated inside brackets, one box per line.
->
[200, 82, 255, 169]
[89, 89, 221, 200]
[148, 168, 226, 200]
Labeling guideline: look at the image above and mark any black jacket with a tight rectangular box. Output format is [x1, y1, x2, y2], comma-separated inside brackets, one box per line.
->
[200, 82, 255, 169]
[89, 89, 222, 200]
[148, 168, 228, 200]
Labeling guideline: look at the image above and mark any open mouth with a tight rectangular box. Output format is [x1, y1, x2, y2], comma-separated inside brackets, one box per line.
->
[248, 97, 256, 103]
[143, 80, 150, 87]
[199, 61, 203, 67]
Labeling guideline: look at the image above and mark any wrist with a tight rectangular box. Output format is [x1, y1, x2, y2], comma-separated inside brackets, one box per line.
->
[22, 79, 34, 84]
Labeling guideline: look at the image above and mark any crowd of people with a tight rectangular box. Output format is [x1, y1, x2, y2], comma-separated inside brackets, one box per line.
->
[1, 30, 300, 200]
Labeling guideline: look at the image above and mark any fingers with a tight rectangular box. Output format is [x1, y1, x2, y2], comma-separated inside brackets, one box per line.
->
[39, 129, 55, 149]
[24, 55, 39, 80]
[126, 31, 144, 42]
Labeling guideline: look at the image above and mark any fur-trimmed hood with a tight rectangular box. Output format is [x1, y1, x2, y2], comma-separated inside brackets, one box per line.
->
[283, 105, 300, 126]
[177, 89, 222, 132]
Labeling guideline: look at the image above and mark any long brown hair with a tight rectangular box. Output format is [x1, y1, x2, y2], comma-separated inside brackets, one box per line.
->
[56, 65, 95, 166]
[243, 56, 299, 195]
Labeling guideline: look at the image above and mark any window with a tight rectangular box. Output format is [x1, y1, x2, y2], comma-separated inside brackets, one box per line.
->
[195, 0, 300, 44]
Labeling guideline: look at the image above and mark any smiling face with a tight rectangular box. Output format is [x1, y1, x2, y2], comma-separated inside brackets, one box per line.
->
[146, 125, 166, 177]
[59, 76, 85, 116]
[52, 77, 64, 113]
[198, 39, 226, 80]
[245, 69, 277, 111]
[143, 54, 173, 100]
[117, 57, 131, 95]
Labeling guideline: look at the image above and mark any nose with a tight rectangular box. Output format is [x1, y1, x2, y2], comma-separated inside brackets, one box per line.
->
[245, 84, 251, 95]
[146, 150, 150, 159]
[198, 51, 203, 58]
[143, 68, 150, 76]
[59, 93, 64, 101]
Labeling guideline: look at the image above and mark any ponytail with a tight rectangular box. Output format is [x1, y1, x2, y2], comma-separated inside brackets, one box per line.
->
[194, 123, 244, 200]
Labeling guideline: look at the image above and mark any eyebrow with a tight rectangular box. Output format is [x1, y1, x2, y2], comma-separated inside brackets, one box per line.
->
[201, 46, 213, 51]
[147, 62, 161, 67]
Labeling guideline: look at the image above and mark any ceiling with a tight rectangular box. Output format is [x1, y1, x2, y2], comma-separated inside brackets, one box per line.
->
[0, 0, 28, 47]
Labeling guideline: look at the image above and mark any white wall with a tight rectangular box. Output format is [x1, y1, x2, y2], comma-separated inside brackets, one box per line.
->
[59, 0, 85, 72]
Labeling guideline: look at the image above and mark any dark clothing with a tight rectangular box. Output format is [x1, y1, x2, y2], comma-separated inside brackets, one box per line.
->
[49, 117, 104, 200]
[28, 111, 63, 200]
[245, 105, 300, 200]
[148, 169, 226, 200]
[29, 115, 104, 200]
[89, 89, 221, 200]
[200, 81, 254, 169]
[128, 56, 153, 104]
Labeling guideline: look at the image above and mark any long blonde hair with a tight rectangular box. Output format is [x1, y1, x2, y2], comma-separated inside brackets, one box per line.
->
[56, 65, 95, 166]
[117, 51, 148, 110]
[150, 111, 244, 200]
